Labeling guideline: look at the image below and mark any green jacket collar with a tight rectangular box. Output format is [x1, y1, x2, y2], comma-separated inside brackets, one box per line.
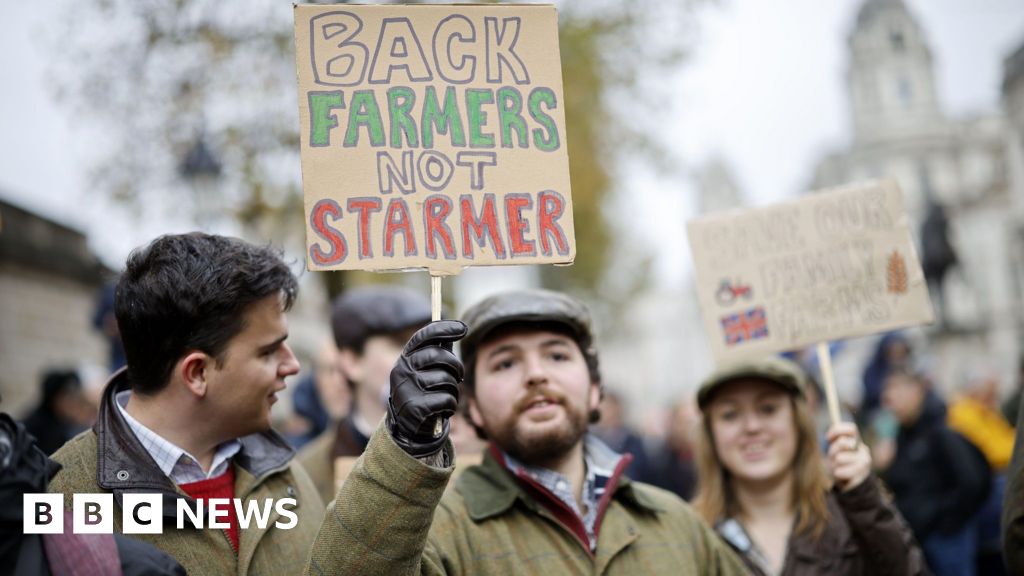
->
[455, 443, 667, 523]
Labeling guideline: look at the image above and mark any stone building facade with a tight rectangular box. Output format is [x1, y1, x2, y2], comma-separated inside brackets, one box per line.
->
[810, 0, 1021, 394]
[0, 197, 111, 416]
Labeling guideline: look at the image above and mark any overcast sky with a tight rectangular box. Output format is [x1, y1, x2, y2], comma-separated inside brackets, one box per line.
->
[632, 0, 1024, 286]
[2, 1, 1023, 281]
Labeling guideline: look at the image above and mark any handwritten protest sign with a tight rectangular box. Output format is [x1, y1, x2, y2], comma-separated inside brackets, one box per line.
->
[294, 4, 574, 275]
[687, 180, 934, 365]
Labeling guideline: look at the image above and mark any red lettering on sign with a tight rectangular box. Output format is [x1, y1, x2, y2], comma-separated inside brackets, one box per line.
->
[504, 193, 536, 257]
[383, 198, 417, 256]
[309, 199, 347, 266]
[424, 195, 455, 259]
[460, 194, 506, 259]
[537, 190, 569, 256]
[347, 197, 383, 259]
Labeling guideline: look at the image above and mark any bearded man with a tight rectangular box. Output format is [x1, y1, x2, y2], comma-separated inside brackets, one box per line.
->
[305, 289, 744, 575]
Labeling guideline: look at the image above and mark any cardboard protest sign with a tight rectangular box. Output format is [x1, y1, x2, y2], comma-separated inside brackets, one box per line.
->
[294, 4, 574, 275]
[687, 180, 934, 364]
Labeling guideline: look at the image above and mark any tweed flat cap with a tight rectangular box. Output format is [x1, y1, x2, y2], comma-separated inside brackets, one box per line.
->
[697, 356, 808, 410]
[459, 289, 593, 363]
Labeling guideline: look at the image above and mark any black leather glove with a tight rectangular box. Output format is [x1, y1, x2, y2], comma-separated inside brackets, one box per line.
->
[387, 320, 467, 457]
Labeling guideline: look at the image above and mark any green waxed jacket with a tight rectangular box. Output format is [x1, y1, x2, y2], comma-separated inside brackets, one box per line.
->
[305, 423, 747, 575]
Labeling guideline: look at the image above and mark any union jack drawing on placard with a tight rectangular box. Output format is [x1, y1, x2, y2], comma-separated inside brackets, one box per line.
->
[721, 306, 769, 346]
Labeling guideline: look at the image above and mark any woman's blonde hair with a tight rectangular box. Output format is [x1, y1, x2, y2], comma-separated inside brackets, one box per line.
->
[693, 389, 831, 540]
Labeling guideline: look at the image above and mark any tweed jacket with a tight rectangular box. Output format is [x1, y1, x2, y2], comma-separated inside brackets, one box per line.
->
[305, 423, 746, 575]
[49, 371, 324, 576]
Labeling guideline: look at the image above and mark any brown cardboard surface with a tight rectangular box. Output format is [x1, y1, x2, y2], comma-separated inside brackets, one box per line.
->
[294, 4, 574, 275]
[686, 179, 934, 365]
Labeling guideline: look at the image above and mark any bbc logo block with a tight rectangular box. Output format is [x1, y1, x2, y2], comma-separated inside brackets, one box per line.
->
[123, 493, 164, 534]
[24, 493, 163, 534]
[23, 494, 63, 534]
[73, 493, 114, 534]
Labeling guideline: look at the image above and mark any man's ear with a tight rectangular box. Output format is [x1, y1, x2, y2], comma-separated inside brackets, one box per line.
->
[180, 352, 211, 398]
[336, 348, 364, 386]
[588, 382, 602, 413]
[467, 397, 485, 430]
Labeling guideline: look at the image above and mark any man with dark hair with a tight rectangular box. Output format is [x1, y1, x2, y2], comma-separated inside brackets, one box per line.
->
[298, 285, 431, 504]
[305, 289, 744, 575]
[49, 233, 323, 576]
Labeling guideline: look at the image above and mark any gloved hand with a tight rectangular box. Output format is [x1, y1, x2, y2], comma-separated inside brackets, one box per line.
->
[387, 320, 467, 457]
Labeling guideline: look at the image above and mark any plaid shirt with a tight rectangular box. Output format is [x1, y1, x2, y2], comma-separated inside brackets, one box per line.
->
[115, 391, 241, 484]
[502, 434, 622, 551]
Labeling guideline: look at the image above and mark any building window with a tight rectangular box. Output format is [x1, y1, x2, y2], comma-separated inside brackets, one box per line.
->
[890, 29, 905, 51]
[898, 76, 913, 108]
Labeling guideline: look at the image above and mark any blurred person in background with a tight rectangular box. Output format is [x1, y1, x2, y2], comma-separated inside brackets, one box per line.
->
[949, 371, 1015, 470]
[643, 398, 699, 500]
[48, 233, 324, 575]
[297, 285, 431, 505]
[882, 369, 991, 576]
[449, 392, 487, 472]
[694, 356, 926, 576]
[590, 389, 649, 482]
[860, 335, 916, 476]
[861, 333, 913, 420]
[283, 341, 349, 449]
[92, 279, 126, 372]
[311, 341, 350, 426]
[21, 369, 94, 455]
[948, 370, 1014, 576]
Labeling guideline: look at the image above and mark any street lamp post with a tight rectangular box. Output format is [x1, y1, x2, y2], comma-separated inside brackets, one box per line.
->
[179, 133, 223, 229]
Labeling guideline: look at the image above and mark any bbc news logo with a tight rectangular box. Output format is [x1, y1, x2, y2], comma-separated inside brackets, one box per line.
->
[23, 494, 298, 534]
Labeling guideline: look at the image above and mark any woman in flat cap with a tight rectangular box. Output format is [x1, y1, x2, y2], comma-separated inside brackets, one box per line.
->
[693, 356, 927, 576]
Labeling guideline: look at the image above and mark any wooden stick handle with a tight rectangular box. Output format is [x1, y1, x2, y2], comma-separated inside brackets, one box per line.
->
[816, 342, 842, 426]
[430, 275, 444, 438]
[431, 276, 442, 322]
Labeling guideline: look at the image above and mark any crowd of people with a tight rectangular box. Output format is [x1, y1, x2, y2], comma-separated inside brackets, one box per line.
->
[2, 231, 1023, 575]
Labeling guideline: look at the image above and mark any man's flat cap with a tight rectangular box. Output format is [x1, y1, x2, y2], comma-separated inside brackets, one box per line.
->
[460, 289, 592, 362]
[331, 285, 432, 350]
